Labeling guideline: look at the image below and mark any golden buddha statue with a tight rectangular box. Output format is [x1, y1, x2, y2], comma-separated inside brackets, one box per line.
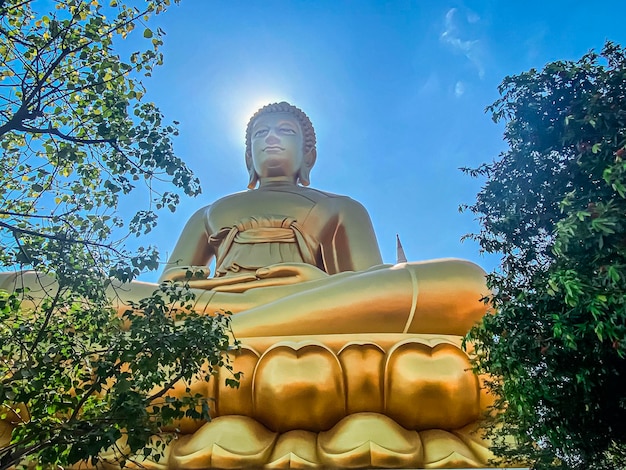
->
[113, 102, 496, 469]
[1, 102, 498, 469]
[121, 102, 487, 340]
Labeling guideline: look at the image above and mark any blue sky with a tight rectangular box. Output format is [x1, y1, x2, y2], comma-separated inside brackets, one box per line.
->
[126, 0, 626, 282]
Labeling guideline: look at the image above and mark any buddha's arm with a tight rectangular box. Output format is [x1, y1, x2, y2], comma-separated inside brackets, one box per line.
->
[158, 206, 214, 283]
[322, 197, 383, 274]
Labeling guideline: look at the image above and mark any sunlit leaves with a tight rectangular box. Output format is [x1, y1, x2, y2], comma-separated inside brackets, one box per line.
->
[463, 42, 626, 469]
[0, 0, 234, 468]
[0, 0, 200, 279]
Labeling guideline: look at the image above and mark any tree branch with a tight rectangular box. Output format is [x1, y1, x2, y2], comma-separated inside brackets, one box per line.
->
[147, 363, 189, 402]
[0, 0, 33, 17]
[0, 220, 124, 256]
[13, 122, 115, 145]
[0, 437, 54, 470]
[0, 209, 76, 219]
[27, 281, 63, 357]
[0, 24, 33, 48]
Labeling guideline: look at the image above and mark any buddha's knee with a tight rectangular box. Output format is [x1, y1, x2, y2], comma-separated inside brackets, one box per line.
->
[0, 270, 58, 291]
[406, 258, 487, 299]
[403, 259, 489, 335]
[0, 271, 61, 312]
[0, 271, 21, 291]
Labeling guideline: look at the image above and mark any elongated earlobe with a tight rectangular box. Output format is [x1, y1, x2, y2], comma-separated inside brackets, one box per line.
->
[246, 152, 259, 189]
[248, 171, 259, 189]
[298, 148, 316, 186]
[298, 169, 310, 186]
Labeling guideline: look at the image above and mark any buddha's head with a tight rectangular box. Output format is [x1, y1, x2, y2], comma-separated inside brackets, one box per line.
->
[245, 102, 317, 188]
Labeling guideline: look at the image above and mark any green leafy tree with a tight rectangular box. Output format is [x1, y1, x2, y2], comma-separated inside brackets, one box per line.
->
[462, 42, 626, 469]
[0, 1, 234, 468]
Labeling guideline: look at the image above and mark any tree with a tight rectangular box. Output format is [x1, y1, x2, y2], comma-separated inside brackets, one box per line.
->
[462, 42, 626, 469]
[0, 1, 234, 468]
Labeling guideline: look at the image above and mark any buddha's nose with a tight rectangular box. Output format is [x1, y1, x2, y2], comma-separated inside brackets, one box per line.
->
[265, 132, 280, 145]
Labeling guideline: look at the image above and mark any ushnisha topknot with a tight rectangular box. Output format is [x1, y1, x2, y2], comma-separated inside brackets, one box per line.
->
[245, 101, 317, 163]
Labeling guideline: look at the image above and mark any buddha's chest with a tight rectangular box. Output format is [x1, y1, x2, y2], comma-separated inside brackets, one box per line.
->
[207, 191, 321, 235]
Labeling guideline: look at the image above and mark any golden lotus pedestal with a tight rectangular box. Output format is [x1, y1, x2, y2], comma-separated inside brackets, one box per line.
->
[112, 333, 495, 469]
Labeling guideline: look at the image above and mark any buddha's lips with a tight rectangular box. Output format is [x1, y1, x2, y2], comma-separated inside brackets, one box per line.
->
[264, 146, 284, 152]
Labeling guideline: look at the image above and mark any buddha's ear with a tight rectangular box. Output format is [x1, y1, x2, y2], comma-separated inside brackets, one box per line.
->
[247, 171, 259, 189]
[298, 148, 316, 187]
[245, 152, 259, 189]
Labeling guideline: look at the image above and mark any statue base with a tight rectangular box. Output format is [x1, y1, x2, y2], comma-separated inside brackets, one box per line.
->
[100, 334, 498, 469]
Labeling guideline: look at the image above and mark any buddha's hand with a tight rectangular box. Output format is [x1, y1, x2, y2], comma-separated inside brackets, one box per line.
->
[160, 266, 211, 282]
[162, 267, 258, 291]
[256, 263, 329, 282]
[210, 263, 329, 292]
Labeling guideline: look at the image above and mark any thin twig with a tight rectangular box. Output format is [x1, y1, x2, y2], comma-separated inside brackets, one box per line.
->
[0, 220, 125, 256]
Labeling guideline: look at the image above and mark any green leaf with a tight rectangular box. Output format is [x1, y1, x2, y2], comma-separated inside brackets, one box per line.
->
[463, 40, 626, 468]
[0, 0, 216, 467]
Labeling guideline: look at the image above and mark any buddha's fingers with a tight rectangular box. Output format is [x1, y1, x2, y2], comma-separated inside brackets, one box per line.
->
[187, 265, 328, 293]
[255, 263, 329, 281]
[211, 275, 309, 292]
[161, 266, 211, 282]
[187, 273, 258, 291]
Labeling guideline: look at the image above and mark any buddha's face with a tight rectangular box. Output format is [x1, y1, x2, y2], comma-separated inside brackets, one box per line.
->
[250, 112, 304, 180]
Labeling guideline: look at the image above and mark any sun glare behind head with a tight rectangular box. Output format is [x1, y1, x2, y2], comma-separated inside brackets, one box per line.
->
[236, 95, 290, 130]
[214, 73, 297, 149]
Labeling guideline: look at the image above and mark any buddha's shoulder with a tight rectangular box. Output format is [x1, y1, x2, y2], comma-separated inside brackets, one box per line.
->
[209, 190, 249, 206]
[288, 186, 353, 203]
[206, 187, 364, 215]
[303, 188, 365, 209]
[204, 190, 262, 213]
[280, 187, 369, 215]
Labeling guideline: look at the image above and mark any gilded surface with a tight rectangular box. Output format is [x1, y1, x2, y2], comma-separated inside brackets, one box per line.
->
[91, 335, 495, 468]
[0, 102, 499, 468]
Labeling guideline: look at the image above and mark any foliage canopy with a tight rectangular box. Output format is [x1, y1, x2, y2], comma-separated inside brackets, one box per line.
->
[0, 1, 233, 468]
[463, 42, 626, 469]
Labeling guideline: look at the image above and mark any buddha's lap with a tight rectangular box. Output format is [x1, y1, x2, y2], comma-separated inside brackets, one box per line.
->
[0, 258, 485, 304]
[201, 258, 486, 309]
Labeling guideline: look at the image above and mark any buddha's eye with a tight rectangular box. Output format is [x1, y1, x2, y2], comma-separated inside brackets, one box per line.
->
[279, 127, 296, 135]
[253, 129, 268, 138]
